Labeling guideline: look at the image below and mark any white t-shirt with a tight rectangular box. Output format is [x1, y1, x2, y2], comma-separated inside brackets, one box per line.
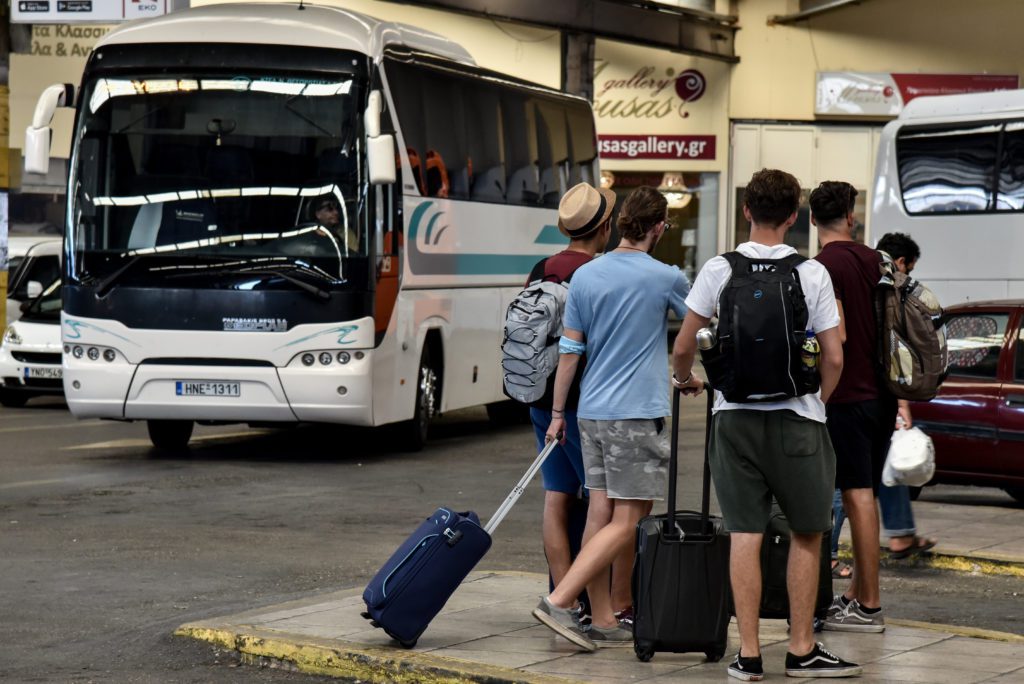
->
[684, 242, 840, 423]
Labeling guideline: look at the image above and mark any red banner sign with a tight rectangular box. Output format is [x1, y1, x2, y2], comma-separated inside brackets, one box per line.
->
[598, 134, 716, 160]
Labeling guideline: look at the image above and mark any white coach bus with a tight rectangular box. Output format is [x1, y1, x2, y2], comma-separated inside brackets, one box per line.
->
[25, 3, 598, 450]
[872, 88, 1024, 305]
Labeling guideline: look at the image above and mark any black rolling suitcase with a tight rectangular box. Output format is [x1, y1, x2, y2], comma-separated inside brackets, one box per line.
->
[632, 386, 730, 663]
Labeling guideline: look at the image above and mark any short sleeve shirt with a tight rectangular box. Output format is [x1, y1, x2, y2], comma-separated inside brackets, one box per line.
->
[814, 241, 883, 403]
[563, 252, 690, 420]
[685, 242, 840, 423]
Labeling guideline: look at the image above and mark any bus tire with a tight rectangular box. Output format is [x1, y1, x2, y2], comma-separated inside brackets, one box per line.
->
[400, 349, 438, 452]
[147, 419, 194, 452]
[0, 390, 29, 408]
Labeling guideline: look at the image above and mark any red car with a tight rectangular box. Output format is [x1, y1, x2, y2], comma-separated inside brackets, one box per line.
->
[912, 300, 1024, 503]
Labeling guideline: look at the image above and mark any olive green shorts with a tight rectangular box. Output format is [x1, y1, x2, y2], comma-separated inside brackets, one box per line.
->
[709, 409, 835, 534]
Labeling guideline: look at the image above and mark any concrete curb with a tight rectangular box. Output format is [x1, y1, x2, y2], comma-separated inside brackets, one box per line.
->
[174, 623, 575, 684]
[887, 618, 1024, 644]
[838, 547, 1024, 578]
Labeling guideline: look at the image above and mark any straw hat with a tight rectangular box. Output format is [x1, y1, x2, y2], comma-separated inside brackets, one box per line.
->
[558, 183, 616, 239]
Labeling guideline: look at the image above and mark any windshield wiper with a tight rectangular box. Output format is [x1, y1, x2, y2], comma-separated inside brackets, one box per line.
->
[164, 263, 333, 302]
[95, 255, 142, 298]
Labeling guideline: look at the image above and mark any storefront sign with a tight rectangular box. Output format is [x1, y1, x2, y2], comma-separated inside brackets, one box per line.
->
[816, 72, 1020, 118]
[598, 134, 715, 160]
[13, 0, 188, 23]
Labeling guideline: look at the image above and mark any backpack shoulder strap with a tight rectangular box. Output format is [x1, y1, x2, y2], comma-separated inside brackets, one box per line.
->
[722, 251, 747, 275]
[777, 253, 807, 273]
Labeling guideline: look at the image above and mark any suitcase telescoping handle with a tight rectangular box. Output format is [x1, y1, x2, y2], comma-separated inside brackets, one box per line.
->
[484, 436, 560, 536]
[664, 383, 714, 539]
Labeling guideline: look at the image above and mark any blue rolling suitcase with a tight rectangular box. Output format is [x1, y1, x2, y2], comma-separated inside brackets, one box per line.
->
[361, 439, 558, 648]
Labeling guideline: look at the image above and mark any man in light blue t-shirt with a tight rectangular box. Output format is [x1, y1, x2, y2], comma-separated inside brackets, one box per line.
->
[531, 186, 691, 652]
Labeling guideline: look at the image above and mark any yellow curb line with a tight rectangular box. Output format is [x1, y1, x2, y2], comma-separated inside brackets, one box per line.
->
[888, 619, 1024, 644]
[174, 623, 574, 684]
[838, 549, 1024, 578]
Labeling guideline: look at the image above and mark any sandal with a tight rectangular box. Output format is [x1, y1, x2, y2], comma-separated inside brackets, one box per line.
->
[831, 559, 853, 579]
[888, 535, 937, 560]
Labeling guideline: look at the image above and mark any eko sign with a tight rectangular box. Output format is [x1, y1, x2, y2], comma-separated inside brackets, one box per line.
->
[13, 0, 189, 23]
[816, 72, 1019, 118]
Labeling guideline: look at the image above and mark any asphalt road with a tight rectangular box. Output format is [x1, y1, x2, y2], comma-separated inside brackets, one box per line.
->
[0, 396, 1020, 682]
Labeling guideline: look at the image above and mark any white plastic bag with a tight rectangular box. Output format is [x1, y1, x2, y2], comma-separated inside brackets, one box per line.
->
[882, 426, 936, 487]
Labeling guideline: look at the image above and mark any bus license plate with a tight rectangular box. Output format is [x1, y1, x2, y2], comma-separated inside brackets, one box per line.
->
[25, 367, 62, 379]
[175, 381, 240, 397]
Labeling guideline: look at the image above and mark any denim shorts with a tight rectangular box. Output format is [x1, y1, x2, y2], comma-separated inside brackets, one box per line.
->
[530, 408, 586, 495]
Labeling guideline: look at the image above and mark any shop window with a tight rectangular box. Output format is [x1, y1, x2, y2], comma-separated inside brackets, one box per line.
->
[605, 171, 718, 284]
[945, 312, 1009, 379]
[897, 124, 998, 214]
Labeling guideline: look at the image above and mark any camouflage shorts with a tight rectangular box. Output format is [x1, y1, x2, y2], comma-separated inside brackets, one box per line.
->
[578, 418, 670, 500]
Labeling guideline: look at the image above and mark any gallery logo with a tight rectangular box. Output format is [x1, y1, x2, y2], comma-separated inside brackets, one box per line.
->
[674, 69, 706, 103]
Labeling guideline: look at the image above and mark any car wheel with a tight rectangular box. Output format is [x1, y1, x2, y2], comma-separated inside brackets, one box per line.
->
[1003, 487, 1024, 504]
[147, 419, 194, 452]
[399, 349, 438, 452]
[0, 390, 29, 408]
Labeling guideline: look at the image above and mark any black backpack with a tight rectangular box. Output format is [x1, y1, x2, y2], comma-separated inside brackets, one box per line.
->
[700, 252, 819, 403]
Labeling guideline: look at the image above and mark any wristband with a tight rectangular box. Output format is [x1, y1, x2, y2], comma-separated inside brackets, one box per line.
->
[672, 371, 693, 387]
[558, 336, 586, 355]
[551, 408, 564, 415]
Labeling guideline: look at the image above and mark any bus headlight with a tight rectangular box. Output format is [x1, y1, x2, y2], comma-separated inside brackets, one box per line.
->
[337, 351, 350, 364]
[103, 349, 116, 362]
[87, 347, 100, 361]
[301, 353, 315, 366]
[73, 345, 84, 358]
[318, 352, 333, 365]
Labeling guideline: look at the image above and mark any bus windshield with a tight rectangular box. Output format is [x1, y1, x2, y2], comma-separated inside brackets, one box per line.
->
[70, 71, 364, 289]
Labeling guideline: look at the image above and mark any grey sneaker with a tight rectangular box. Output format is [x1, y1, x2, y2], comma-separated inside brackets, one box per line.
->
[533, 597, 597, 651]
[825, 594, 847, 620]
[823, 598, 885, 633]
[589, 622, 633, 648]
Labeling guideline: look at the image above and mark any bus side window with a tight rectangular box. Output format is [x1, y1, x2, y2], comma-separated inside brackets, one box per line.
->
[503, 91, 539, 206]
[566, 101, 598, 188]
[535, 99, 569, 209]
[465, 81, 505, 203]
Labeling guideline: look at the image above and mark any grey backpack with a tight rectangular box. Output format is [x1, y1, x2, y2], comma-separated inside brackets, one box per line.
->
[501, 278, 569, 404]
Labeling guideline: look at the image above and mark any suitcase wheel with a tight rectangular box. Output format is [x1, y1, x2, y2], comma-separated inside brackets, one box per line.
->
[634, 644, 654, 662]
[399, 639, 417, 649]
[360, 611, 371, 620]
[370, 620, 381, 628]
[705, 648, 725, 663]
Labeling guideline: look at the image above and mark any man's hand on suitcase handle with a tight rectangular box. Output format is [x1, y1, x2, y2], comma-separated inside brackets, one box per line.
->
[672, 370, 706, 396]
[545, 415, 566, 445]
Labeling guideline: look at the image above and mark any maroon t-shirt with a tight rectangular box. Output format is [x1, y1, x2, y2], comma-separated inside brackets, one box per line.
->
[814, 241, 882, 403]
[525, 250, 593, 411]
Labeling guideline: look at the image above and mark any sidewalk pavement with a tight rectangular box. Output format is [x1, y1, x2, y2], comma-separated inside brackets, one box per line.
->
[864, 494, 1024, 570]
[178, 571, 1024, 683]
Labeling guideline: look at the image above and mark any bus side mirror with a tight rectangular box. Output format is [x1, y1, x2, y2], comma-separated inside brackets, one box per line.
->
[365, 90, 396, 185]
[25, 83, 74, 175]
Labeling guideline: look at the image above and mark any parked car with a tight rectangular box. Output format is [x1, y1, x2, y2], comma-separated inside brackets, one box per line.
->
[5, 236, 61, 327]
[0, 279, 63, 407]
[912, 300, 1024, 503]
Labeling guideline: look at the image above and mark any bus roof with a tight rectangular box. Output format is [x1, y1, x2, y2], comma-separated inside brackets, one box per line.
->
[97, 2, 476, 66]
[899, 88, 1024, 122]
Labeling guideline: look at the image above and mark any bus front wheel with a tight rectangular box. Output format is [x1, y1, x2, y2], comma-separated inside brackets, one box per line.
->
[400, 350, 438, 452]
[147, 419, 194, 452]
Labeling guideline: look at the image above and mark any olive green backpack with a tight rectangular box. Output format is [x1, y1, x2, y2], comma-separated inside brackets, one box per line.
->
[876, 252, 948, 401]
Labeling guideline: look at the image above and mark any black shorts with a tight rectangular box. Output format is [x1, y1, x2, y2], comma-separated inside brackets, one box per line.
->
[826, 397, 897, 493]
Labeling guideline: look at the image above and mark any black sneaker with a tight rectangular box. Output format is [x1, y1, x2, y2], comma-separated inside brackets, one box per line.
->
[728, 654, 764, 681]
[785, 642, 862, 678]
